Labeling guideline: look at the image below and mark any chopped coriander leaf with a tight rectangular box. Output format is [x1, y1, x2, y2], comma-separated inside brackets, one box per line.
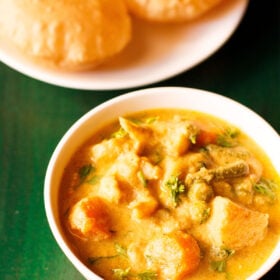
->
[111, 128, 127, 138]
[189, 201, 211, 224]
[189, 133, 197, 144]
[145, 116, 158, 124]
[225, 127, 239, 138]
[200, 207, 211, 224]
[86, 175, 100, 185]
[216, 136, 232, 147]
[211, 247, 235, 259]
[210, 247, 235, 273]
[220, 248, 235, 258]
[211, 260, 227, 272]
[78, 164, 94, 180]
[187, 124, 198, 144]
[254, 178, 277, 201]
[112, 268, 131, 280]
[216, 127, 239, 147]
[88, 243, 127, 266]
[137, 170, 147, 187]
[128, 118, 143, 125]
[165, 175, 186, 207]
[137, 271, 158, 280]
[114, 243, 127, 258]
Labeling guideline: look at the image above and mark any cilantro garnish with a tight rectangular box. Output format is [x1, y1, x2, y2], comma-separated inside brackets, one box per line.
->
[78, 164, 94, 180]
[111, 127, 127, 138]
[88, 243, 127, 266]
[165, 175, 186, 207]
[112, 268, 131, 280]
[137, 271, 157, 280]
[210, 247, 235, 273]
[254, 178, 278, 202]
[217, 127, 239, 147]
[137, 170, 147, 187]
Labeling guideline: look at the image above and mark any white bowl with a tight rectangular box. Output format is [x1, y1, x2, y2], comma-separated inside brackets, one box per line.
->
[44, 87, 280, 280]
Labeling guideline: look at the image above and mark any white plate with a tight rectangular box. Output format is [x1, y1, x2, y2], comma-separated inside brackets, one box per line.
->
[0, 0, 248, 90]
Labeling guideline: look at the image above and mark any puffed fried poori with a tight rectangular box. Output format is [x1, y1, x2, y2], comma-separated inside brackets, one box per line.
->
[0, 0, 131, 70]
[125, 0, 224, 22]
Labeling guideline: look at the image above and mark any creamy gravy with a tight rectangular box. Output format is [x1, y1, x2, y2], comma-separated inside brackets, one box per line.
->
[59, 109, 280, 280]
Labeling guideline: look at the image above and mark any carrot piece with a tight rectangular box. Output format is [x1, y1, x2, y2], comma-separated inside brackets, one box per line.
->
[145, 231, 200, 280]
[175, 232, 201, 278]
[196, 130, 217, 147]
[68, 197, 112, 240]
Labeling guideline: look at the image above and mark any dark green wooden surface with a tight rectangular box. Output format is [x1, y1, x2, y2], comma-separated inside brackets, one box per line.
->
[0, 0, 279, 279]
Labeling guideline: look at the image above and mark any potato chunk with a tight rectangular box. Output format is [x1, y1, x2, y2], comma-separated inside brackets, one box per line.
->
[144, 231, 200, 279]
[91, 137, 133, 164]
[206, 196, 269, 250]
[68, 197, 112, 240]
[119, 117, 152, 153]
[97, 176, 121, 204]
[159, 122, 193, 156]
[129, 190, 158, 219]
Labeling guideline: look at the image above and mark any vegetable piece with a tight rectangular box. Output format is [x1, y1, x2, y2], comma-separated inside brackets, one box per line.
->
[253, 178, 277, 202]
[188, 181, 213, 202]
[87, 175, 100, 185]
[137, 271, 157, 280]
[88, 243, 127, 265]
[144, 231, 200, 280]
[129, 195, 158, 219]
[140, 158, 161, 180]
[189, 201, 211, 224]
[75, 164, 96, 188]
[111, 127, 127, 139]
[216, 127, 239, 147]
[210, 247, 235, 273]
[112, 268, 131, 280]
[165, 176, 186, 207]
[79, 164, 94, 180]
[186, 160, 249, 186]
[196, 130, 217, 147]
[68, 197, 112, 240]
[145, 116, 159, 124]
[115, 242, 128, 258]
[161, 123, 194, 156]
[119, 117, 152, 153]
[210, 260, 226, 273]
[205, 196, 269, 250]
[137, 170, 147, 187]
[210, 160, 249, 181]
[97, 176, 121, 203]
[77, 163, 101, 187]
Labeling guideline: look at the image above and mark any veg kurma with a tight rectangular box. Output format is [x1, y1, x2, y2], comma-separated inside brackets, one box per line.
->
[59, 109, 280, 280]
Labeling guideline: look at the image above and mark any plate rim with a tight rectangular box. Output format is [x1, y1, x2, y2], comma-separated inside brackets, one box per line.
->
[0, 0, 249, 90]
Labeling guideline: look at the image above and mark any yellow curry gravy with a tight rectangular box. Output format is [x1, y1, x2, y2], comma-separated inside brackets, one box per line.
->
[59, 109, 280, 280]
